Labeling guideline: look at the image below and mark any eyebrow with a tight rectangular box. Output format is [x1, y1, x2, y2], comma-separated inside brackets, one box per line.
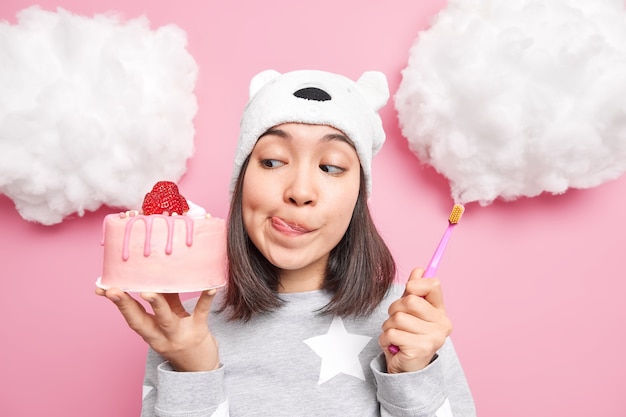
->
[260, 127, 355, 147]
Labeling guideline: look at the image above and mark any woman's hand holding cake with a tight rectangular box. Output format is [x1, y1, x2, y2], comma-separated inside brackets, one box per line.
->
[97, 287, 220, 372]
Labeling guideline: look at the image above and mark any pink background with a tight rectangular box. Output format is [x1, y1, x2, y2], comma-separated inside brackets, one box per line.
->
[1, 1, 625, 416]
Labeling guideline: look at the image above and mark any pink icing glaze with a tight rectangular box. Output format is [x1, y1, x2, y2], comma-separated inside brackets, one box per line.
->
[120, 215, 194, 260]
[102, 214, 197, 260]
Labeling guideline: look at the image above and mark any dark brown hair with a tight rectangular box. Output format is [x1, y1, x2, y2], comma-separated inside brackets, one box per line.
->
[219, 156, 396, 321]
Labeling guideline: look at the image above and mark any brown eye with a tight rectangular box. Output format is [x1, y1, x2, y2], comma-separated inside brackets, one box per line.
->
[320, 164, 343, 174]
[261, 159, 284, 168]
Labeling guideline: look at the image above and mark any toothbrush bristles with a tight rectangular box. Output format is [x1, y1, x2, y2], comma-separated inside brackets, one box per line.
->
[448, 204, 465, 224]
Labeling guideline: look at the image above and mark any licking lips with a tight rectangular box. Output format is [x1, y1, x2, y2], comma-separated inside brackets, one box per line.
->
[270, 216, 313, 236]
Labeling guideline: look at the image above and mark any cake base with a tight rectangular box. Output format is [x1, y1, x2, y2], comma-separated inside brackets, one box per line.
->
[100, 211, 228, 293]
[95, 277, 226, 293]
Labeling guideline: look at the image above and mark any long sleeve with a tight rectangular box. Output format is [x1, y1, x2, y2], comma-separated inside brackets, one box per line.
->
[141, 349, 228, 417]
[371, 338, 476, 417]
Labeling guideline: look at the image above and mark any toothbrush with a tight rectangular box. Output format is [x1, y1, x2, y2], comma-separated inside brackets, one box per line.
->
[423, 203, 465, 278]
[388, 204, 465, 355]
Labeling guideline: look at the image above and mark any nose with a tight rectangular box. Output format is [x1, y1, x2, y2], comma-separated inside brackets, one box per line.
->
[284, 166, 317, 206]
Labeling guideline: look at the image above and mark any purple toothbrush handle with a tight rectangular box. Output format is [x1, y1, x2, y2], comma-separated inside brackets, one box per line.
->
[388, 223, 457, 354]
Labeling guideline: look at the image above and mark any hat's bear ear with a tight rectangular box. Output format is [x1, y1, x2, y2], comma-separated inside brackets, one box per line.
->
[355, 71, 389, 111]
[249, 69, 281, 99]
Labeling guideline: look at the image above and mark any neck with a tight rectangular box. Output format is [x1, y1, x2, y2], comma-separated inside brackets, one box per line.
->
[278, 263, 326, 293]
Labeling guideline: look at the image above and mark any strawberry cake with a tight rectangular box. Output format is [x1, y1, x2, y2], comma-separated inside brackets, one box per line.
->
[97, 181, 227, 292]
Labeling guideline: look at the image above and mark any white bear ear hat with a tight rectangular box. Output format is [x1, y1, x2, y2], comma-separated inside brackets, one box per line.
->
[231, 69, 389, 196]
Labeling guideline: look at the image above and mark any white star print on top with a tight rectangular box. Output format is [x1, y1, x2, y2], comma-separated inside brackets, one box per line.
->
[436, 398, 453, 417]
[142, 385, 153, 400]
[304, 316, 372, 385]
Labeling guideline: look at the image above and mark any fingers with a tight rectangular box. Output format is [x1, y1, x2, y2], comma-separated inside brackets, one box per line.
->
[162, 293, 186, 316]
[193, 289, 218, 324]
[95, 286, 124, 303]
[401, 268, 424, 296]
[96, 288, 177, 343]
[383, 304, 451, 344]
[380, 324, 443, 352]
[388, 294, 434, 322]
[380, 269, 452, 371]
[140, 292, 185, 336]
[383, 269, 452, 335]
[98, 287, 155, 333]
[402, 268, 446, 310]
[380, 294, 452, 372]
[96, 286, 219, 368]
[97, 287, 215, 330]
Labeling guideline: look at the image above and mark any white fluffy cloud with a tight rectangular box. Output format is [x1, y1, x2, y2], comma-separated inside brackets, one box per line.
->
[395, 0, 626, 205]
[0, 6, 198, 225]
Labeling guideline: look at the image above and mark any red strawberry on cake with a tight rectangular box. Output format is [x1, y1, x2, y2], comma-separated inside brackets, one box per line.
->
[142, 181, 190, 215]
[98, 181, 227, 292]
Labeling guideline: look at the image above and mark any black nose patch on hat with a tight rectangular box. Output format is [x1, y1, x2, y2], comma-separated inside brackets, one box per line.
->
[293, 87, 332, 101]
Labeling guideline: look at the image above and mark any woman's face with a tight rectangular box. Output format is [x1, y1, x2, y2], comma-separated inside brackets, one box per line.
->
[241, 123, 361, 292]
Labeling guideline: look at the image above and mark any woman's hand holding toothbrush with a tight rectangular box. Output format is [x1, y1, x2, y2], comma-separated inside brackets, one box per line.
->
[380, 268, 453, 373]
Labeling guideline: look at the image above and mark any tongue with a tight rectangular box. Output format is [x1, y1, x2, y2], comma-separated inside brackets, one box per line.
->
[272, 217, 307, 233]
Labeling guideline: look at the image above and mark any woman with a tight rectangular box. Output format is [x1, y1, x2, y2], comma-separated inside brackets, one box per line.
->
[97, 69, 475, 416]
